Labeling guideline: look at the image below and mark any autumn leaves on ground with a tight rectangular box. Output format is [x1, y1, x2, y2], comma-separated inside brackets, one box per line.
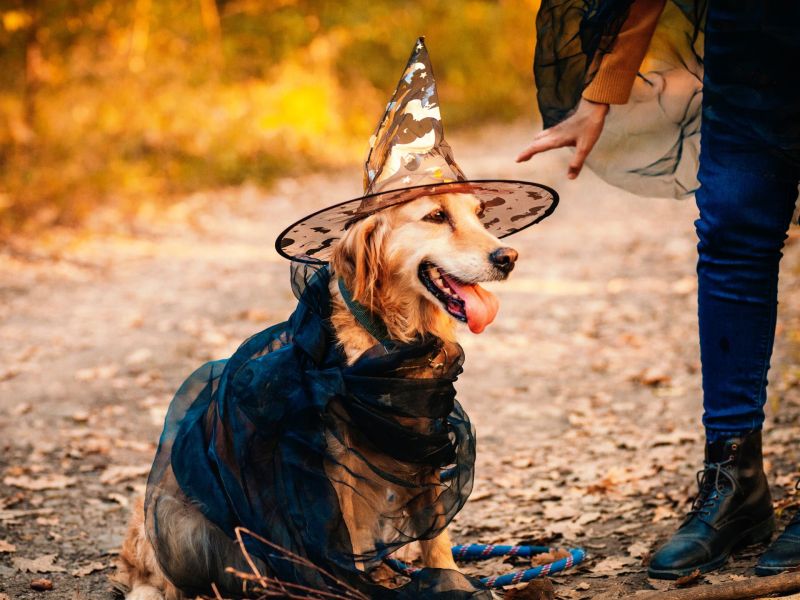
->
[0, 123, 798, 599]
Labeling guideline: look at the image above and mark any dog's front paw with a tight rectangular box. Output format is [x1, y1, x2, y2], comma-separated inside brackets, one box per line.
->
[126, 586, 165, 600]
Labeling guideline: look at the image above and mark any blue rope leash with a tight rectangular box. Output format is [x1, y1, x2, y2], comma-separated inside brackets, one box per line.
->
[385, 543, 586, 589]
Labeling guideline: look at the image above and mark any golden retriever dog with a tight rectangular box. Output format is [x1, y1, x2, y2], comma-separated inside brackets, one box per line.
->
[115, 191, 518, 599]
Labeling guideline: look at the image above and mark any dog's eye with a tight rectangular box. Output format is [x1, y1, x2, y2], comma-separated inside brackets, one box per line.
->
[424, 209, 448, 224]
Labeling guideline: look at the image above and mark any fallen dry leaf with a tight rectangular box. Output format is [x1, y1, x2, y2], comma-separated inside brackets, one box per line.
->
[576, 511, 602, 526]
[238, 307, 271, 323]
[632, 367, 672, 387]
[544, 520, 582, 538]
[627, 541, 650, 559]
[125, 347, 153, 365]
[589, 556, 640, 577]
[75, 364, 119, 381]
[11, 400, 30, 414]
[511, 457, 533, 469]
[505, 578, 555, 600]
[72, 561, 105, 577]
[652, 505, 677, 523]
[650, 430, 694, 447]
[675, 568, 702, 588]
[114, 438, 154, 453]
[671, 276, 697, 294]
[0, 508, 55, 523]
[0, 539, 16, 553]
[70, 410, 90, 423]
[4, 474, 77, 491]
[470, 489, 493, 502]
[99, 464, 150, 485]
[149, 406, 167, 426]
[703, 573, 749, 585]
[0, 492, 25, 509]
[531, 547, 573, 566]
[30, 578, 54, 591]
[542, 503, 578, 522]
[106, 492, 130, 507]
[14, 554, 66, 573]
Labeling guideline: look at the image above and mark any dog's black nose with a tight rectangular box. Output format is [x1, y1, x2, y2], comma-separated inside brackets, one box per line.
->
[490, 247, 518, 273]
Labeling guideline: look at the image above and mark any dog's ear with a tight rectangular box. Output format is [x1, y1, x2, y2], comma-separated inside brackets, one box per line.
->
[334, 214, 388, 310]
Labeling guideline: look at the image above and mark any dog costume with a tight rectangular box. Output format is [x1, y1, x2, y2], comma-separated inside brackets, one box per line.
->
[145, 39, 557, 599]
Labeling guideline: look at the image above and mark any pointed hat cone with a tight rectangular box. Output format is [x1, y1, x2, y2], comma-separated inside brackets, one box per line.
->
[363, 38, 464, 195]
[276, 38, 558, 264]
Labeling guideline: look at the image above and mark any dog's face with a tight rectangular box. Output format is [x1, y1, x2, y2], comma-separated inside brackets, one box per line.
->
[386, 193, 517, 333]
[332, 193, 518, 338]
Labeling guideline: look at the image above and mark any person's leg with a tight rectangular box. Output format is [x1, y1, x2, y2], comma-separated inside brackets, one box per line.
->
[647, 115, 800, 579]
[646, 0, 800, 578]
[697, 133, 800, 440]
[758, 482, 800, 575]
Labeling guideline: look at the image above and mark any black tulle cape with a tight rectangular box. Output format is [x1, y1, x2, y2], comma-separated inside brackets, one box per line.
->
[535, 1, 800, 198]
[144, 265, 492, 599]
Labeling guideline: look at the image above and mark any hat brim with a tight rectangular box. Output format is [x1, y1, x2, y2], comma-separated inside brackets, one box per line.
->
[275, 179, 559, 264]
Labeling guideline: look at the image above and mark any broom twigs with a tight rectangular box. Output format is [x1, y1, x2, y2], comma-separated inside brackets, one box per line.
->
[233, 526, 370, 600]
[223, 567, 348, 600]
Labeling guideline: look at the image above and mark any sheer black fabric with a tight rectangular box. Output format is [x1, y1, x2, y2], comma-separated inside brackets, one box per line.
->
[535, 1, 707, 197]
[535, 0, 637, 129]
[536, 1, 800, 199]
[144, 264, 491, 598]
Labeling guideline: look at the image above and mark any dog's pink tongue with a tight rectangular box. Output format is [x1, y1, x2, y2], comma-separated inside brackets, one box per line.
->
[446, 278, 499, 334]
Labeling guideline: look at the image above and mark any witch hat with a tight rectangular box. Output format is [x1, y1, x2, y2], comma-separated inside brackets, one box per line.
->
[276, 37, 558, 264]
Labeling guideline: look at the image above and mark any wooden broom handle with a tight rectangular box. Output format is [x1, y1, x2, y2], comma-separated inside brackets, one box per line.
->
[630, 571, 800, 600]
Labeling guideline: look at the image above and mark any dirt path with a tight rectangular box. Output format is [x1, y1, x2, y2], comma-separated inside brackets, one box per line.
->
[1, 123, 799, 599]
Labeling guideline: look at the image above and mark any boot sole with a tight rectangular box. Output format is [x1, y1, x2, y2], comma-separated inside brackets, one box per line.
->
[755, 564, 797, 577]
[647, 514, 776, 580]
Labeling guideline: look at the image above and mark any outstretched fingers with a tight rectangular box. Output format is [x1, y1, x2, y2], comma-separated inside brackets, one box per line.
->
[515, 129, 574, 163]
[567, 144, 591, 180]
[516, 98, 609, 177]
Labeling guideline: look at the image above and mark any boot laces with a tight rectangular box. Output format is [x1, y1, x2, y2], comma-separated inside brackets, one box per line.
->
[687, 457, 740, 517]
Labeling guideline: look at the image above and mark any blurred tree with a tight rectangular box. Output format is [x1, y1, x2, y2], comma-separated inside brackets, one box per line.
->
[0, 0, 540, 231]
[22, 0, 39, 134]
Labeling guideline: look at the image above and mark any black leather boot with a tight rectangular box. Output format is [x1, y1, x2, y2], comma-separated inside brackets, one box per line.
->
[648, 432, 775, 579]
[756, 480, 800, 576]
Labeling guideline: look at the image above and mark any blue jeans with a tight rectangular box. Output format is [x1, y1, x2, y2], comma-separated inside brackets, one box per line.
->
[696, 120, 799, 440]
[697, 2, 800, 439]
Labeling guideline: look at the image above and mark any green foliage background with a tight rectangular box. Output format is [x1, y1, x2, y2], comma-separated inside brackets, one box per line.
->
[0, 0, 539, 230]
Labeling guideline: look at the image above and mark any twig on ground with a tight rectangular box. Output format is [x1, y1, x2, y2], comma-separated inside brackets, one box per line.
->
[632, 571, 800, 600]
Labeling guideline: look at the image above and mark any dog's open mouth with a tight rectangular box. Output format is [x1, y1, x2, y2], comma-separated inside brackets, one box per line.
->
[418, 261, 500, 333]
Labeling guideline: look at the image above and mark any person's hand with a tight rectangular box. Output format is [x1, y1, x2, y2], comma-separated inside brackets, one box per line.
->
[516, 99, 609, 180]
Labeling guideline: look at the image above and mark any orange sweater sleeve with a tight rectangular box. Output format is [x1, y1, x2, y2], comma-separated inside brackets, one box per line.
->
[581, 0, 666, 104]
